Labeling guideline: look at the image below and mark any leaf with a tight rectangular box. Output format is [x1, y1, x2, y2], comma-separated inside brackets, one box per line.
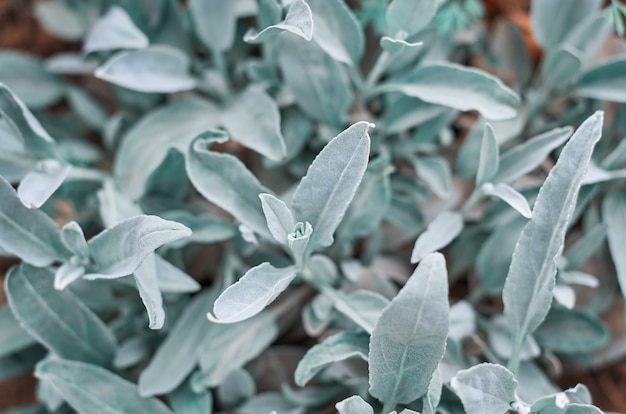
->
[35, 359, 174, 414]
[379, 36, 423, 55]
[476, 124, 499, 186]
[169, 378, 213, 414]
[0, 176, 69, 266]
[154, 255, 201, 293]
[133, 256, 165, 330]
[541, 46, 582, 91]
[17, 161, 70, 208]
[494, 127, 572, 184]
[330, 289, 389, 334]
[6, 264, 116, 366]
[0, 306, 35, 359]
[189, 0, 237, 52]
[449, 301, 476, 342]
[577, 58, 626, 103]
[603, 192, 626, 296]
[244, 0, 313, 42]
[222, 87, 286, 161]
[86, 215, 191, 279]
[534, 307, 609, 353]
[295, 331, 369, 386]
[186, 133, 272, 239]
[369, 253, 449, 404]
[502, 111, 603, 372]
[450, 363, 517, 414]
[95, 45, 197, 93]
[60, 221, 89, 258]
[484, 183, 532, 219]
[0, 52, 64, 109]
[83, 6, 149, 53]
[292, 122, 372, 252]
[385, 0, 437, 37]
[530, 0, 602, 50]
[208, 263, 297, 324]
[259, 193, 295, 245]
[139, 287, 218, 396]
[411, 211, 463, 263]
[336, 395, 374, 414]
[414, 155, 454, 199]
[307, 0, 364, 66]
[378, 63, 520, 120]
[278, 34, 353, 126]
[114, 96, 220, 199]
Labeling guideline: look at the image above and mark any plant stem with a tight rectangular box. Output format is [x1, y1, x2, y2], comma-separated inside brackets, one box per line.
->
[507, 337, 522, 375]
[381, 400, 396, 414]
[366, 50, 390, 89]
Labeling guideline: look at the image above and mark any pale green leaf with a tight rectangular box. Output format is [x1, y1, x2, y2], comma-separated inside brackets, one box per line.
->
[385, 0, 437, 37]
[244, 0, 313, 42]
[369, 253, 449, 404]
[169, 378, 213, 414]
[6, 264, 116, 366]
[330, 289, 389, 334]
[133, 256, 165, 330]
[35, 359, 174, 414]
[541, 46, 582, 91]
[476, 124, 499, 186]
[0, 306, 35, 359]
[484, 183, 532, 219]
[95, 45, 197, 93]
[414, 155, 454, 199]
[411, 211, 463, 263]
[17, 161, 70, 208]
[335, 395, 374, 414]
[603, 191, 626, 295]
[450, 363, 517, 414]
[503, 111, 603, 372]
[379, 36, 423, 55]
[534, 307, 609, 353]
[154, 255, 200, 293]
[259, 193, 295, 246]
[217, 368, 255, 405]
[60, 221, 89, 259]
[53, 263, 85, 291]
[83, 6, 149, 53]
[530, 0, 602, 50]
[189, 0, 236, 51]
[34, 0, 91, 40]
[577, 58, 626, 102]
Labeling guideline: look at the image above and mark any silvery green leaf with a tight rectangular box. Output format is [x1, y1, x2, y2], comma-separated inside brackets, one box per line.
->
[330, 289, 389, 334]
[209, 263, 297, 323]
[186, 133, 272, 239]
[245, 0, 313, 43]
[292, 122, 372, 252]
[603, 192, 626, 295]
[576, 58, 626, 102]
[380, 36, 423, 55]
[450, 363, 517, 414]
[530, 0, 601, 50]
[35, 359, 174, 414]
[503, 111, 603, 372]
[278, 34, 353, 126]
[66, 87, 107, 131]
[563, 12, 610, 61]
[411, 211, 463, 263]
[45, 52, 98, 74]
[59, 222, 88, 260]
[335, 395, 374, 414]
[535, 307, 609, 353]
[565, 405, 603, 414]
[222, 87, 286, 161]
[114, 337, 149, 369]
[484, 183, 532, 219]
[385, 0, 437, 37]
[414, 155, 453, 199]
[217, 368, 255, 405]
[0, 177, 69, 266]
[553, 284, 576, 309]
[307, 0, 364, 66]
[378, 63, 520, 120]
[294, 331, 369, 386]
[369, 253, 449, 404]
[54, 263, 85, 291]
[83, 6, 149, 53]
[33, 0, 91, 41]
[114, 96, 219, 199]
[486, 315, 541, 361]
[449, 301, 476, 342]
[154, 255, 200, 293]
[288, 221, 312, 267]
[259, 193, 295, 246]
[235, 392, 301, 414]
[86, 215, 191, 279]
[476, 124, 499, 187]
[541, 46, 582, 92]
[189, 0, 236, 52]
[0, 306, 35, 359]
[6, 264, 116, 365]
[494, 127, 572, 184]
[133, 255, 165, 330]
[559, 271, 599, 288]
[95, 45, 196, 93]
[169, 378, 212, 414]
[422, 367, 442, 414]
[0, 52, 64, 109]
[17, 160, 70, 208]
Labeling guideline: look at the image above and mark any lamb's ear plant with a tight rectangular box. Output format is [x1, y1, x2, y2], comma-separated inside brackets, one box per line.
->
[1, 0, 626, 413]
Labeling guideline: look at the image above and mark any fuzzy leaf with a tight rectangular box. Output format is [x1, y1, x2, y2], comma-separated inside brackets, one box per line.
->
[336, 395, 374, 414]
[534, 307, 609, 353]
[603, 191, 626, 296]
[577, 58, 626, 102]
[244, 0, 313, 42]
[331, 289, 389, 334]
[83, 6, 149, 53]
[0, 306, 36, 359]
[189, 0, 236, 52]
[411, 211, 463, 263]
[17, 161, 70, 208]
[484, 183, 532, 218]
[385, 0, 437, 37]
[476, 124, 499, 186]
[450, 363, 518, 414]
[530, 0, 602, 50]
[259, 193, 295, 245]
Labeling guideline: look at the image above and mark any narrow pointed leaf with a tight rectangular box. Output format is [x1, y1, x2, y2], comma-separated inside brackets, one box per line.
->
[503, 111, 603, 371]
[154, 255, 200, 293]
[476, 124, 499, 186]
[484, 183, 532, 218]
[244, 0, 313, 42]
[259, 193, 295, 245]
[577, 58, 626, 102]
[450, 363, 518, 414]
[83, 6, 149, 53]
[133, 256, 165, 330]
[60, 221, 89, 258]
[411, 211, 463, 263]
[369, 253, 449, 404]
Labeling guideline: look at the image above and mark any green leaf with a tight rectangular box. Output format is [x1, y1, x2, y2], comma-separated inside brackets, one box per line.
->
[189, 0, 236, 52]
[278, 34, 353, 126]
[6, 264, 117, 366]
[335, 395, 374, 414]
[379, 36, 423, 55]
[494, 127, 572, 184]
[169, 378, 212, 414]
[33, 0, 92, 41]
[0, 52, 64, 109]
[369, 253, 449, 405]
[259, 193, 295, 246]
[541, 46, 582, 91]
[244, 0, 313, 43]
[60, 221, 89, 259]
[209, 263, 297, 324]
[483, 183, 532, 219]
[114, 96, 220, 199]
[0, 177, 69, 266]
[603, 191, 626, 296]
[330, 289, 389, 334]
[294, 331, 369, 386]
[385, 0, 437, 37]
[450, 363, 517, 414]
[86, 215, 191, 279]
[307, 0, 364, 66]
[414, 155, 454, 199]
[565, 404, 603, 414]
[17, 161, 70, 208]
[530, 0, 601, 50]
[502, 111, 603, 372]
[186, 133, 272, 239]
[133, 256, 165, 330]
[0, 306, 35, 359]
[292, 122, 372, 252]
[154, 255, 201, 293]
[217, 368, 255, 405]
[83, 6, 149, 53]
[222, 87, 286, 161]
[476, 124, 499, 186]
[577, 58, 626, 103]
[378, 63, 520, 120]
[95, 45, 197, 93]
[411, 211, 463, 263]
[35, 359, 174, 414]
[534, 307, 609, 353]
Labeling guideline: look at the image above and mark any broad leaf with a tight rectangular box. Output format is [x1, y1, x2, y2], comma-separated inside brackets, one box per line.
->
[530, 0, 602, 50]
[259, 193, 295, 246]
[385, 0, 437, 37]
[83, 6, 149, 53]
[245, 0, 312, 43]
[336, 395, 374, 414]
[502, 111, 603, 372]
[189, 0, 236, 52]
[369, 253, 449, 404]
[169, 378, 212, 414]
[17, 161, 71, 208]
[577, 58, 626, 103]
[450, 363, 518, 414]
[411, 211, 463, 263]
[534, 307, 609, 353]
[330, 289, 389, 334]
[0, 306, 36, 359]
